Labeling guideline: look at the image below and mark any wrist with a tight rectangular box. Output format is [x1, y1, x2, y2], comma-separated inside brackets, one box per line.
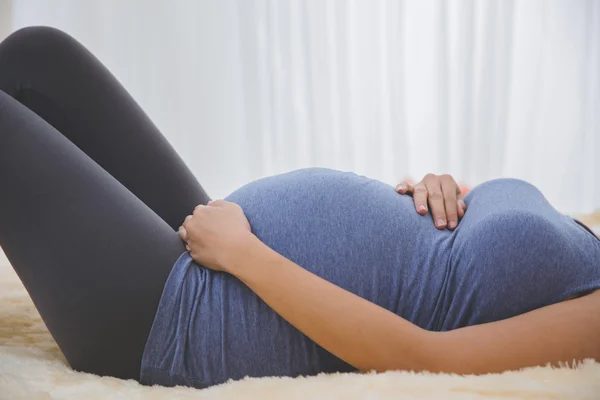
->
[221, 233, 266, 276]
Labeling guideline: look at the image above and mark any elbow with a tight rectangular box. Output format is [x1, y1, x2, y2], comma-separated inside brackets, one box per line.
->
[359, 329, 445, 375]
[414, 330, 459, 374]
[406, 330, 473, 375]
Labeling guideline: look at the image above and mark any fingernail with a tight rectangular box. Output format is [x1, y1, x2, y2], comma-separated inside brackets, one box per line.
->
[396, 184, 405, 191]
[459, 200, 466, 210]
[436, 219, 446, 227]
[448, 221, 456, 229]
[418, 205, 427, 212]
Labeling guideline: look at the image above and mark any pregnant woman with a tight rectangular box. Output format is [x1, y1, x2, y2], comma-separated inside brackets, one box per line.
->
[1, 27, 599, 390]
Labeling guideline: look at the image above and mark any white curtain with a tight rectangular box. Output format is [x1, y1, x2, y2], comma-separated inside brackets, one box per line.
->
[9, 0, 600, 214]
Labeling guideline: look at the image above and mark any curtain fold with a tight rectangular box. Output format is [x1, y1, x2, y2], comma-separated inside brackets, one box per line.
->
[9, 0, 600, 213]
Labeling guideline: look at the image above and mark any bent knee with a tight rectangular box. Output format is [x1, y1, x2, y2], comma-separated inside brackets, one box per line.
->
[3, 26, 73, 47]
[0, 26, 81, 66]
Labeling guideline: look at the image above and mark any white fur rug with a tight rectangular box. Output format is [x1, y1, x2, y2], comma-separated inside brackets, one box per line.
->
[1, 267, 600, 400]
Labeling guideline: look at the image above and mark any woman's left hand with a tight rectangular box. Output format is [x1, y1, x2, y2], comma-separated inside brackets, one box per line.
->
[178, 200, 253, 272]
[396, 173, 466, 230]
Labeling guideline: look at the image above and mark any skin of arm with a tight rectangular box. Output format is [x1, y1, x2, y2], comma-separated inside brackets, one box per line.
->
[227, 235, 600, 375]
[227, 234, 437, 373]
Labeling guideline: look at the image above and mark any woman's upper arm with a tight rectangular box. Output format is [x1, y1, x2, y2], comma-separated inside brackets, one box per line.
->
[431, 290, 600, 375]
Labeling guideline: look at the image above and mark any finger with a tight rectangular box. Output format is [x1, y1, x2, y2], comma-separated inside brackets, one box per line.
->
[182, 215, 193, 232]
[208, 199, 227, 207]
[456, 201, 464, 219]
[395, 180, 413, 194]
[423, 175, 446, 229]
[457, 194, 466, 219]
[412, 182, 429, 215]
[455, 183, 467, 210]
[440, 175, 459, 230]
[193, 205, 207, 215]
[458, 196, 467, 212]
[178, 225, 188, 241]
[456, 183, 467, 218]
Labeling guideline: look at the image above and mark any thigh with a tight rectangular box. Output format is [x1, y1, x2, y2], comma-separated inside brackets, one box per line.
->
[0, 90, 185, 380]
[0, 26, 210, 231]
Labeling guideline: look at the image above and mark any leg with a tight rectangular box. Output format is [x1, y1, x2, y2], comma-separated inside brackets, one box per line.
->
[0, 26, 210, 230]
[0, 89, 186, 380]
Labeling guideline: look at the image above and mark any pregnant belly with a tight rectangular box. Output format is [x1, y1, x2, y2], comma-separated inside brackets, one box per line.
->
[225, 168, 452, 327]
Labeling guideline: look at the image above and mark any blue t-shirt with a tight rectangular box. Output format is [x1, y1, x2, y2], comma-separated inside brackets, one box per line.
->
[139, 168, 600, 389]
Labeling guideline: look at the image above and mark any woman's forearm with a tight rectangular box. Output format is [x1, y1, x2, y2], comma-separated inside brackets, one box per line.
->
[226, 235, 437, 373]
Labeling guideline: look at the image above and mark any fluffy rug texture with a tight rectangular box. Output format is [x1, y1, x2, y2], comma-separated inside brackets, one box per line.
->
[1, 265, 600, 399]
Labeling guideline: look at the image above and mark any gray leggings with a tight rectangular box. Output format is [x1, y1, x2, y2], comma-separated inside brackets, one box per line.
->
[0, 26, 209, 380]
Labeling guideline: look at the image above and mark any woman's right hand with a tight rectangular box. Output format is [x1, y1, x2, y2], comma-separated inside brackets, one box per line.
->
[395, 174, 467, 230]
[178, 200, 254, 272]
